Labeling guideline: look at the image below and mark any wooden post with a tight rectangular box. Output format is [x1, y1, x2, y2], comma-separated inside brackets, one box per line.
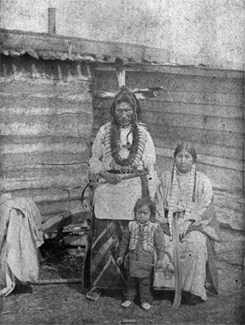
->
[48, 8, 56, 34]
[116, 68, 126, 88]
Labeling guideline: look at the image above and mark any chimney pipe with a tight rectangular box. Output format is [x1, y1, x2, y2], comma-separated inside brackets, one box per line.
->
[48, 7, 56, 34]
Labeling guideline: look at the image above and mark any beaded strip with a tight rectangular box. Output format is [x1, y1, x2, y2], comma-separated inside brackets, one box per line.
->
[103, 122, 147, 169]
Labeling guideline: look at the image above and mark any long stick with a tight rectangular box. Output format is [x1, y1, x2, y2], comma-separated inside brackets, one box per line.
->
[172, 213, 182, 309]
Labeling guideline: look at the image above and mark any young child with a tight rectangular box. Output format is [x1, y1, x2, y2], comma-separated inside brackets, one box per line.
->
[117, 197, 165, 311]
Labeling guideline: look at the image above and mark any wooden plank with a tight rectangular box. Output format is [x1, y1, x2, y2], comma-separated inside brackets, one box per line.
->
[91, 122, 244, 156]
[2, 164, 87, 179]
[215, 207, 244, 232]
[0, 118, 92, 137]
[95, 88, 244, 107]
[0, 101, 92, 116]
[0, 79, 91, 98]
[94, 63, 245, 79]
[156, 146, 243, 171]
[143, 111, 244, 134]
[155, 139, 243, 164]
[0, 93, 92, 109]
[0, 174, 87, 191]
[0, 111, 92, 126]
[214, 190, 245, 213]
[8, 187, 82, 204]
[195, 164, 243, 194]
[154, 138, 243, 162]
[141, 100, 244, 119]
[94, 69, 244, 94]
[148, 90, 244, 107]
[0, 141, 88, 154]
[1, 152, 89, 169]
[126, 71, 244, 94]
[0, 135, 89, 146]
[0, 91, 91, 103]
[95, 99, 244, 119]
[148, 124, 244, 149]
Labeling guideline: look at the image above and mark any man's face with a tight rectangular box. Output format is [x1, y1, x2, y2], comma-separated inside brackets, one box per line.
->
[114, 102, 134, 127]
[175, 150, 193, 173]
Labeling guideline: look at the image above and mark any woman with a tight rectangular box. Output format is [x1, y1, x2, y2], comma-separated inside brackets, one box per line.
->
[86, 87, 157, 299]
[155, 143, 220, 305]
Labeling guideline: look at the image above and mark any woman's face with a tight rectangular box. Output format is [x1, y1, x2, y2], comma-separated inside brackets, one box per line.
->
[136, 204, 151, 224]
[175, 149, 194, 173]
[114, 102, 134, 127]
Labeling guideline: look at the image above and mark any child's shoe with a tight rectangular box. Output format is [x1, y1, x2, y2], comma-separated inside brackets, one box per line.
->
[121, 300, 132, 308]
[141, 302, 152, 310]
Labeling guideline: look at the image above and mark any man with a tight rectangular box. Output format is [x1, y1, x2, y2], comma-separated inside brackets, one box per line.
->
[86, 87, 157, 299]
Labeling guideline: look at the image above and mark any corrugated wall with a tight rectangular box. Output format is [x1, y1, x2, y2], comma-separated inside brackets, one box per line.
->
[0, 54, 93, 220]
[93, 65, 245, 292]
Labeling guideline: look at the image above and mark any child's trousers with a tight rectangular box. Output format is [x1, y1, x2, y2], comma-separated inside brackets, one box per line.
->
[124, 276, 152, 303]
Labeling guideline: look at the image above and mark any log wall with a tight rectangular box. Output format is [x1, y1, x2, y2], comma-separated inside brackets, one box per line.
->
[0, 53, 244, 292]
[93, 65, 245, 292]
[0, 54, 93, 220]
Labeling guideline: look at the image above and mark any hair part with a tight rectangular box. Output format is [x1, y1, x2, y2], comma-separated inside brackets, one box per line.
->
[173, 142, 197, 162]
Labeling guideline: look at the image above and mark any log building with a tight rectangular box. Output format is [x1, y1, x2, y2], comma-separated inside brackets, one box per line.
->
[0, 2, 244, 295]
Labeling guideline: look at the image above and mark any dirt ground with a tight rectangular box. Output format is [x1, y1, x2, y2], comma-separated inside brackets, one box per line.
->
[0, 284, 244, 325]
[0, 245, 244, 325]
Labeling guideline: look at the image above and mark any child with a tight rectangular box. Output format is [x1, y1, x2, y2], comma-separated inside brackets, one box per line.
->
[117, 197, 165, 310]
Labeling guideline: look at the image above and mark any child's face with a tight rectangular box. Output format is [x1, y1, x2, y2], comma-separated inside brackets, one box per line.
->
[136, 204, 151, 224]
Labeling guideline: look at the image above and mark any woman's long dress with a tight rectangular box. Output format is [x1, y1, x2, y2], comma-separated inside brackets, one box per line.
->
[155, 169, 220, 300]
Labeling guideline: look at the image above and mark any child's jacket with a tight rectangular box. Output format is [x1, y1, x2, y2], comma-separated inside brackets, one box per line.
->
[119, 221, 165, 278]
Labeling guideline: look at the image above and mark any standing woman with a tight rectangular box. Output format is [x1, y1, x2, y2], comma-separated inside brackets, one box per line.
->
[155, 143, 220, 305]
[85, 87, 157, 299]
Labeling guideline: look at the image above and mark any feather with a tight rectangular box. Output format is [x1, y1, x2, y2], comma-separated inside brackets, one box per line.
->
[132, 87, 164, 99]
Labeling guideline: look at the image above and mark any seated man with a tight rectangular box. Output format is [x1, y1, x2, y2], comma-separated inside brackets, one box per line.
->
[0, 193, 44, 296]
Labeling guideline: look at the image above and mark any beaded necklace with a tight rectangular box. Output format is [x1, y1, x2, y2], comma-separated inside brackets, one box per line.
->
[110, 122, 140, 166]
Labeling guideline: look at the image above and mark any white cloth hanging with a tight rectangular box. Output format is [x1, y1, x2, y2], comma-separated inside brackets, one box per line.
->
[0, 194, 44, 296]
